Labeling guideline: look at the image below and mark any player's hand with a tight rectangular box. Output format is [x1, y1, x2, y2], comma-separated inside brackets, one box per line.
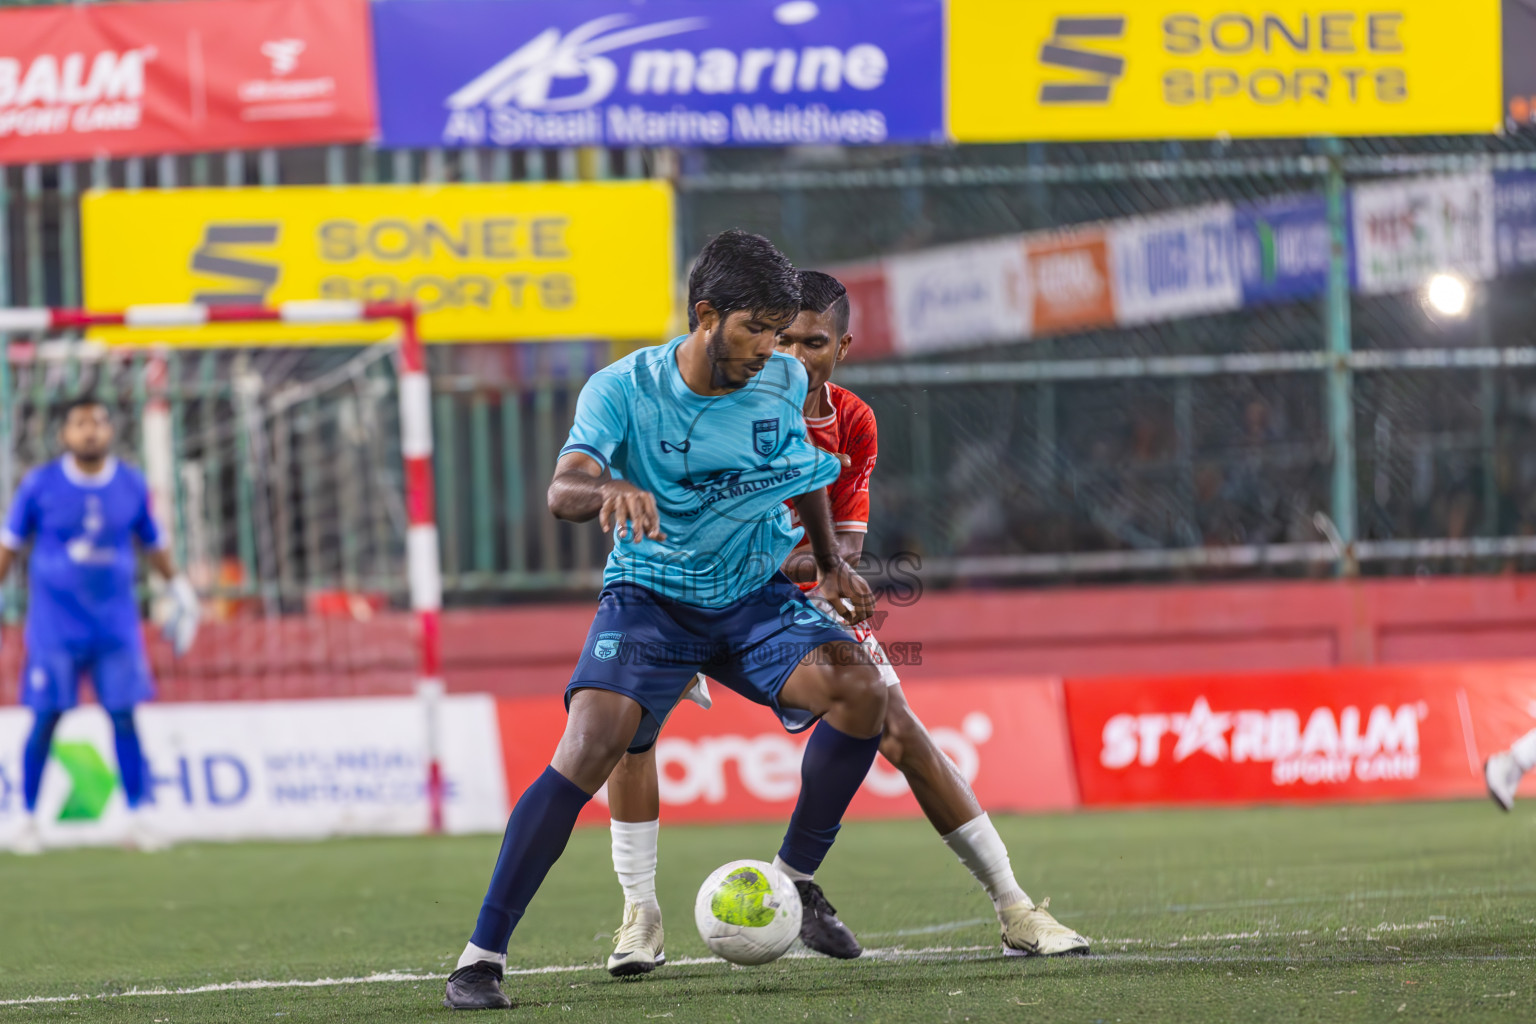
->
[815, 445, 852, 469]
[815, 558, 875, 626]
[598, 480, 666, 542]
[163, 575, 201, 657]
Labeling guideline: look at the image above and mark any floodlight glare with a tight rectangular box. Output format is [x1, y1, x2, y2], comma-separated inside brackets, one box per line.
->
[1425, 273, 1470, 317]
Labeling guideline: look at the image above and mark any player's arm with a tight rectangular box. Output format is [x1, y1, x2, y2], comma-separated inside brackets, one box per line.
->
[786, 403, 877, 584]
[553, 370, 663, 540]
[791, 487, 874, 624]
[130, 479, 200, 655]
[0, 471, 40, 585]
[548, 452, 665, 541]
[781, 531, 864, 584]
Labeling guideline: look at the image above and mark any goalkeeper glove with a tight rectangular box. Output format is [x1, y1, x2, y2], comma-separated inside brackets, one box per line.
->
[163, 575, 201, 657]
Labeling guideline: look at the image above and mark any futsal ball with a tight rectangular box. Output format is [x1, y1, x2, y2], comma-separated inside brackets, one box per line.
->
[694, 859, 803, 965]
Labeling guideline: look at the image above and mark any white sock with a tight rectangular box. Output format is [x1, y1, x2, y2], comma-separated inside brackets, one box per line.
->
[1510, 728, 1536, 772]
[942, 813, 1029, 913]
[772, 855, 812, 883]
[457, 942, 505, 970]
[610, 818, 660, 906]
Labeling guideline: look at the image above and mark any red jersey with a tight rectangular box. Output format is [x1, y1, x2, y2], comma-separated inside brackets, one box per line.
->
[790, 381, 878, 544]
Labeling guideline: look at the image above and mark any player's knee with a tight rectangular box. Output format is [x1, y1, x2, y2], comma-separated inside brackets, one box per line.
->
[879, 703, 925, 771]
[829, 657, 886, 725]
[610, 748, 654, 784]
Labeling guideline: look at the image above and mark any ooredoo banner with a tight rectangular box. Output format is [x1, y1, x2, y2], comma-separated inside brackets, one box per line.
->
[1064, 662, 1536, 806]
[0, 0, 375, 165]
[0, 696, 508, 848]
[372, 0, 944, 149]
[496, 677, 1079, 827]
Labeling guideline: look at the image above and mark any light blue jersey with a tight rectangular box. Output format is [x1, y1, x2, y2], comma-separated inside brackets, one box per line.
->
[561, 337, 842, 608]
[2, 456, 161, 651]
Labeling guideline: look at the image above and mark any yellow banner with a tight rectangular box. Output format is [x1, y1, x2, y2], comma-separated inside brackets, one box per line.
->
[82, 181, 675, 345]
[949, 1, 1502, 142]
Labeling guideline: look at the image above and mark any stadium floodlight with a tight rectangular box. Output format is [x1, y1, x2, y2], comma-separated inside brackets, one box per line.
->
[1424, 273, 1470, 318]
[0, 301, 450, 835]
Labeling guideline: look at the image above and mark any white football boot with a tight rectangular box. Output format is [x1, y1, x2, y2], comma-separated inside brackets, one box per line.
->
[126, 815, 171, 853]
[11, 816, 43, 856]
[999, 897, 1090, 957]
[1485, 752, 1525, 812]
[607, 900, 666, 977]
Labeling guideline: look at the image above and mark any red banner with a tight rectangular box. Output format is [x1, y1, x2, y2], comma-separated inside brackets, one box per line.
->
[1065, 662, 1536, 806]
[1027, 228, 1116, 335]
[0, 0, 375, 165]
[496, 677, 1078, 827]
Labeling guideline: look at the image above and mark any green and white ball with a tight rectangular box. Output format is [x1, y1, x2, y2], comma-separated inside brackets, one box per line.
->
[694, 859, 803, 965]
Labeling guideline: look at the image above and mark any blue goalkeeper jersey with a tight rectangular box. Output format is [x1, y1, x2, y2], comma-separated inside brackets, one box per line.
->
[561, 337, 842, 608]
[2, 456, 162, 649]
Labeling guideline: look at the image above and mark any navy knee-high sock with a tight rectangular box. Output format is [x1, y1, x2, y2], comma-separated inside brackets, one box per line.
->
[22, 711, 62, 813]
[108, 709, 147, 810]
[471, 766, 592, 954]
[778, 720, 883, 875]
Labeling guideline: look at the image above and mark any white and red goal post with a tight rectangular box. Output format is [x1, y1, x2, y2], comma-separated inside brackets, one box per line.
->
[0, 301, 449, 833]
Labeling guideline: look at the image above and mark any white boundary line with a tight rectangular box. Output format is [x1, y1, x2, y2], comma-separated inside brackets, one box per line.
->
[0, 918, 1515, 1009]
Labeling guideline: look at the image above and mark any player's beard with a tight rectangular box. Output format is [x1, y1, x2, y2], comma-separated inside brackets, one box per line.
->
[68, 440, 111, 466]
[705, 326, 749, 391]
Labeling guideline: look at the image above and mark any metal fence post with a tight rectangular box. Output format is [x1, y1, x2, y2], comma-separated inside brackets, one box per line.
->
[1324, 139, 1358, 576]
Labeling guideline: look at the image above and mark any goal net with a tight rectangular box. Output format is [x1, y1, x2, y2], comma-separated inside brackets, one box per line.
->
[0, 302, 441, 707]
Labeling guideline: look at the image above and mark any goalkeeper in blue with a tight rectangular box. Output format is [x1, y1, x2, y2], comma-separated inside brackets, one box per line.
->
[445, 231, 885, 1010]
[0, 397, 200, 855]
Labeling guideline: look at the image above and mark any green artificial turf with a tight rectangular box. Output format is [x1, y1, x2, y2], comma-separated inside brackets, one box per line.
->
[2, 802, 1533, 1022]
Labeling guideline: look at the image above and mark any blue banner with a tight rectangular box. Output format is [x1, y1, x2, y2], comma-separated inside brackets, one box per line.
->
[1495, 170, 1536, 272]
[1233, 194, 1330, 307]
[372, 0, 945, 148]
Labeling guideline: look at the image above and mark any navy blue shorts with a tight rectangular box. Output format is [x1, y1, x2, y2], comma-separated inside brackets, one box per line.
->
[566, 572, 855, 753]
[21, 640, 154, 713]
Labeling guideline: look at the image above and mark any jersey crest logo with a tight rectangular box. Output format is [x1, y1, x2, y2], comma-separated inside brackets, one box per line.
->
[592, 631, 625, 661]
[660, 439, 691, 454]
[752, 418, 780, 457]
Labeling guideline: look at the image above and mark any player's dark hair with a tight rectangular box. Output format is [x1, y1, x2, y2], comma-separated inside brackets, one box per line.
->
[687, 229, 801, 331]
[797, 270, 851, 337]
[60, 394, 109, 421]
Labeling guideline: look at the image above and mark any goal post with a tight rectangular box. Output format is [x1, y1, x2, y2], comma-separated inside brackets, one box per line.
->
[0, 300, 448, 834]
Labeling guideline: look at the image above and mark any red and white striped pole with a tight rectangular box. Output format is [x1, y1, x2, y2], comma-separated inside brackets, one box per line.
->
[0, 300, 448, 833]
[392, 306, 448, 835]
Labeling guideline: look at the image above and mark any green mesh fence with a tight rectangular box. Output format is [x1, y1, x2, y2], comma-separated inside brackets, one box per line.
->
[2, 83, 1535, 595]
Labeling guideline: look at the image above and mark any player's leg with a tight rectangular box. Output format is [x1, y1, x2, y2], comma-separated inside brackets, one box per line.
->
[602, 674, 712, 976]
[881, 685, 1089, 957]
[93, 645, 164, 852]
[447, 687, 642, 1009]
[1485, 726, 1536, 811]
[16, 709, 63, 855]
[12, 649, 80, 855]
[767, 639, 887, 959]
[448, 584, 699, 1009]
[605, 745, 664, 976]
